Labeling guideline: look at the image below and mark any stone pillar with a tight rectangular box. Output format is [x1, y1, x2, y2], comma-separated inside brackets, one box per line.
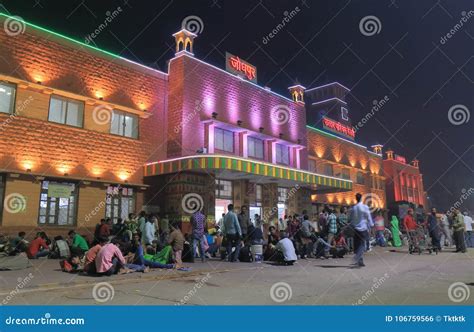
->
[205, 122, 215, 153]
[262, 183, 278, 230]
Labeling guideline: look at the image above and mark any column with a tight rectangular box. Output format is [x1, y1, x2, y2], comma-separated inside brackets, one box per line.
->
[239, 131, 248, 158]
[205, 122, 215, 153]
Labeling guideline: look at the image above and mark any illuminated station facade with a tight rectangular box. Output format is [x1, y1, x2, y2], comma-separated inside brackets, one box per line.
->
[0, 15, 395, 235]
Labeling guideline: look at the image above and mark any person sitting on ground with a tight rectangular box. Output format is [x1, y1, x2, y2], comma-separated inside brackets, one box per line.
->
[168, 222, 185, 269]
[51, 236, 70, 259]
[95, 240, 133, 276]
[267, 226, 280, 245]
[27, 232, 50, 259]
[9, 232, 28, 255]
[112, 218, 126, 237]
[68, 230, 89, 257]
[96, 218, 111, 242]
[330, 233, 349, 258]
[274, 232, 297, 265]
[83, 237, 108, 275]
[132, 234, 174, 269]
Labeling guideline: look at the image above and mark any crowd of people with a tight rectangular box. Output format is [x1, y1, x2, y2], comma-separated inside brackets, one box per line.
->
[0, 193, 472, 273]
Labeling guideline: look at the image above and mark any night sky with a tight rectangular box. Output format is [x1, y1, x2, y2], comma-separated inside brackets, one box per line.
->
[1, 0, 473, 211]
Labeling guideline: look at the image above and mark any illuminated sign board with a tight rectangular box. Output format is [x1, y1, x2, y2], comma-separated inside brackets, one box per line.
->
[395, 154, 406, 163]
[322, 116, 355, 140]
[226, 52, 257, 83]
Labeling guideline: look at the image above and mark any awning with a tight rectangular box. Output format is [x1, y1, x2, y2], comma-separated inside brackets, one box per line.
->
[144, 154, 352, 193]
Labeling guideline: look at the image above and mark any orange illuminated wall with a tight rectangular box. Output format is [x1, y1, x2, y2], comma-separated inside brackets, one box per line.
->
[0, 16, 168, 183]
[307, 127, 386, 209]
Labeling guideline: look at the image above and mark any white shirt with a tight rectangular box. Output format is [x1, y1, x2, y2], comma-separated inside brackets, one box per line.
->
[276, 238, 297, 261]
[464, 215, 473, 231]
[349, 202, 374, 232]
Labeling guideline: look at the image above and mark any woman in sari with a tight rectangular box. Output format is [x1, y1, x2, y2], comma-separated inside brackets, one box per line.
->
[390, 215, 402, 247]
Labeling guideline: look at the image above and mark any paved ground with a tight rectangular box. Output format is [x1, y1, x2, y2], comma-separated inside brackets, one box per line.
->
[0, 247, 473, 305]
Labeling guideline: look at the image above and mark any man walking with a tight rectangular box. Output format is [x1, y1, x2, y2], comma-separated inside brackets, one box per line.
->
[439, 212, 452, 247]
[222, 204, 242, 262]
[349, 193, 374, 267]
[427, 208, 441, 251]
[191, 207, 207, 262]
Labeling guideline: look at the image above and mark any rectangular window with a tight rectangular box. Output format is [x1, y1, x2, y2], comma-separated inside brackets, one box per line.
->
[278, 187, 288, 203]
[215, 179, 232, 199]
[214, 128, 234, 153]
[105, 186, 136, 224]
[0, 82, 15, 114]
[357, 171, 365, 185]
[256, 184, 262, 202]
[275, 144, 289, 165]
[38, 181, 77, 226]
[48, 95, 84, 127]
[308, 159, 317, 172]
[341, 168, 350, 180]
[324, 164, 333, 176]
[110, 110, 138, 138]
[248, 136, 264, 159]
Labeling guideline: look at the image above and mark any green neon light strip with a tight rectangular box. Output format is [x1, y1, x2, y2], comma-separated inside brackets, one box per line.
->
[0, 12, 167, 76]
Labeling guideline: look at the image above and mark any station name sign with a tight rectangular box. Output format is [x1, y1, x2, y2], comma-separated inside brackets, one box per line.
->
[394, 154, 406, 163]
[322, 116, 355, 140]
[226, 52, 257, 83]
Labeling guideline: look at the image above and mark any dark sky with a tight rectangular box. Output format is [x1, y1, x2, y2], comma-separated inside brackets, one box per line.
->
[1, 0, 473, 211]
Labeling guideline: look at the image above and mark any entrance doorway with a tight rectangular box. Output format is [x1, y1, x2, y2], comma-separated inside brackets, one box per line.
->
[249, 206, 262, 225]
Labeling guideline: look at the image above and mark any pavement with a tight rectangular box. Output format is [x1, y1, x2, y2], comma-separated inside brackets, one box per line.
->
[0, 246, 473, 305]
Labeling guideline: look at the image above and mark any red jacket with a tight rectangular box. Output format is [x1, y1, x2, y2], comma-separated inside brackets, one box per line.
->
[27, 238, 48, 258]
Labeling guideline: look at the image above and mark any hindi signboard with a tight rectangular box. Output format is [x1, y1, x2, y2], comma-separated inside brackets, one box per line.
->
[226, 52, 257, 83]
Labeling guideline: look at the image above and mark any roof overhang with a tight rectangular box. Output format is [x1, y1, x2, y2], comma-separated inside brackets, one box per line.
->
[144, 155, 352, 193]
